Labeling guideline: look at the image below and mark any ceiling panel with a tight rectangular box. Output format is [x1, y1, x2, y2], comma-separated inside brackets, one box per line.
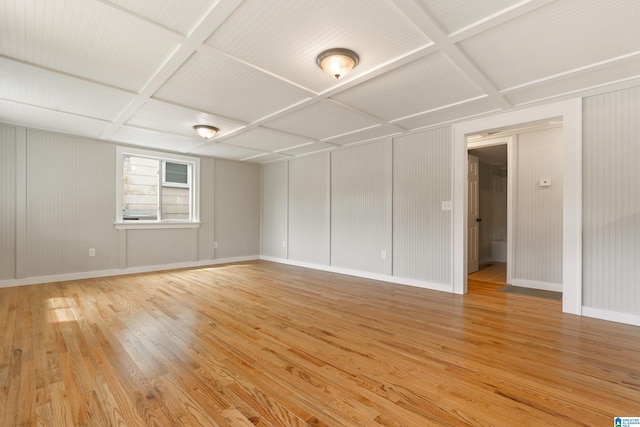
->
[221, 127, 313, 152]
[243, 153, 292, 163]
[0, 99, 110, 139]
[417, 0, 522, 34]
[102, 0, 217, 34]
[154, 51, 313, 123]
[206, 0, 430, 93]
[0, 0, 180, 92]
[110, 126, 204, 152]
[323, 125, 404, 147]
[459, 0, 640, 90]
[504, 55, 640, 105]
[278, 142, 337, 156]
[125, 100, 246, 139]
[394, 98, 500, 130]
[333, 52, 484, 122]
[188, 142, 269, 161]
[0, 58, 135, 121]
[264, 100, 382, 141]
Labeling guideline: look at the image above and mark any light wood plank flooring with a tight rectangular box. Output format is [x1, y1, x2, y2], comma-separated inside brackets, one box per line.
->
[1, 261, 639, 426]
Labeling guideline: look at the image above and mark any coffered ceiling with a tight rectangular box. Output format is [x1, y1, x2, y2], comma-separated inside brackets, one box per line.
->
[1, 0, 639, 162]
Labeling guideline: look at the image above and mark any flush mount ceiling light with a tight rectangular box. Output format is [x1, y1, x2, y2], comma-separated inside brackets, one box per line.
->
[316, 48, 359, 79]
[193, 125, 219, 140]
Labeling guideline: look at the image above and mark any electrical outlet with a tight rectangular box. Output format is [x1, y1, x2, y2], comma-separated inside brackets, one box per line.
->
[213, 241, 218, 248]
[381, 250, 387, 259]
[88, 248, 96, 257]
[282, 240, 287, 248]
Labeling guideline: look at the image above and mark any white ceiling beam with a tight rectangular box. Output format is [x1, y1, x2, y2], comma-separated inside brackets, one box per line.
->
[99, 0, 245, 140]
[390, 0, 511, 110]
[448, 0, 556, 43]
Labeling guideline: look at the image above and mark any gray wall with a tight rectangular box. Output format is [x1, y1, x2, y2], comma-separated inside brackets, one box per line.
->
[0, 126, 17, 279]
[288, 153, 330, 265]
[261, 126, 452, 288]
[393, 128, 451, 285]
[478, 160, 494, 264]
[583, 87, 640, 315]
[513, 127, 563, 287]
[331, 140, 392, 275]
[0, 124, 260, 284]
[214, 159, 261, 259]
[261, 162, 288, 259]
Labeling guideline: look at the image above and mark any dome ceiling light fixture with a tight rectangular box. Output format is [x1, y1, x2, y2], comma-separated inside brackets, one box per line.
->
[193, 125, 219, 140]
[316, 48, 359, 79]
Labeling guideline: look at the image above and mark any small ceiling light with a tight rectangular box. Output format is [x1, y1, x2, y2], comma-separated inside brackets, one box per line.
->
[316, 48, 359, 79]
[193, 125, 219, 139]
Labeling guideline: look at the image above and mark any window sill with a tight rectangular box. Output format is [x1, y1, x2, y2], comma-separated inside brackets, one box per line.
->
[114, 221, 201, 230]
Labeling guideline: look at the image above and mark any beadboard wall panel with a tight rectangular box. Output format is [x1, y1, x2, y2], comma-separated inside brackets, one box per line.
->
[512, 127, 563, 287]
[583, 87, 640, 314]
[331, 140, 392, 275]
[261, 162, 289, 259]
[393, 127, 452, 285]
[25, 130, 119, 276]
[126, 228, 194, 267]
[197, 157, 215, 261]
[214, 159, 260, 259]
[0, 125, 17, 279]
[288, 153, 330, 265]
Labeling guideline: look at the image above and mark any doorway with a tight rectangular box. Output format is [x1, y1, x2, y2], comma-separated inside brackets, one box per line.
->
[452, 98, 582, 316]
[468, 142, 509, 286]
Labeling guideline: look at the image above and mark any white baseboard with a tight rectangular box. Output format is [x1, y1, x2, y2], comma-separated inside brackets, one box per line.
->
[582, 307, 640, 327]
[259, 256, 453, 293]
[510, 278, 562, 292]
[0, 255, 259, 289]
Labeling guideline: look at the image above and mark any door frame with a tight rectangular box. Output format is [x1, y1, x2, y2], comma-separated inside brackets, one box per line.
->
[467, 136, 513, 284]
[452, 98, 582, 315]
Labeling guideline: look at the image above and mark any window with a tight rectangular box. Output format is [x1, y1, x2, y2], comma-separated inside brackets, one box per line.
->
[116, 147, 199, 228]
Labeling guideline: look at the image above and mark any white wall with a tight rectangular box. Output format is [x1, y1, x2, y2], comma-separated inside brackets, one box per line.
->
[583, 87, 640, 316]
[0, 124, 260, 286]
[512, 127, 564, 289]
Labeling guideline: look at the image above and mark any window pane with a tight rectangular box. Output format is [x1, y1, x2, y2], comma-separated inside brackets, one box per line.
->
[161, 187, 190, 220]
[123, 156, 159, 220]
[165, 162, 188, 184]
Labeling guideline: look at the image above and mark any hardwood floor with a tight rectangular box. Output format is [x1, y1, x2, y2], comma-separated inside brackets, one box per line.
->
[468, 262, 507, 285]
[1, 261, 639, 426]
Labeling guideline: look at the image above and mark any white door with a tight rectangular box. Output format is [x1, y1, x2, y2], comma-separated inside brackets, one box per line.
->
[468, 155, 479, 273]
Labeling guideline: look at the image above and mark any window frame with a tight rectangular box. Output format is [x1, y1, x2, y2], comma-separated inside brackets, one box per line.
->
[115, 146, 200, 230]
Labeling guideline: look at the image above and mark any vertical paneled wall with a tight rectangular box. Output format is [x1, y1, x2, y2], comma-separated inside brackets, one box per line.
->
[393, 128, 452, 285]
[261, 162, 288, 258]
[197, 157, 215, 261]
[1, 124, 260, 284]
[583, 87, 640, 315]
[0, 125, 17, 279]
[26, 130, 119, 276]
[288, 153, 330, 265]
[214, 159, 260, 259]
[331, 140, 392, 275]
[478, 161, 493, 263]
[512, 128, 563, 287]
